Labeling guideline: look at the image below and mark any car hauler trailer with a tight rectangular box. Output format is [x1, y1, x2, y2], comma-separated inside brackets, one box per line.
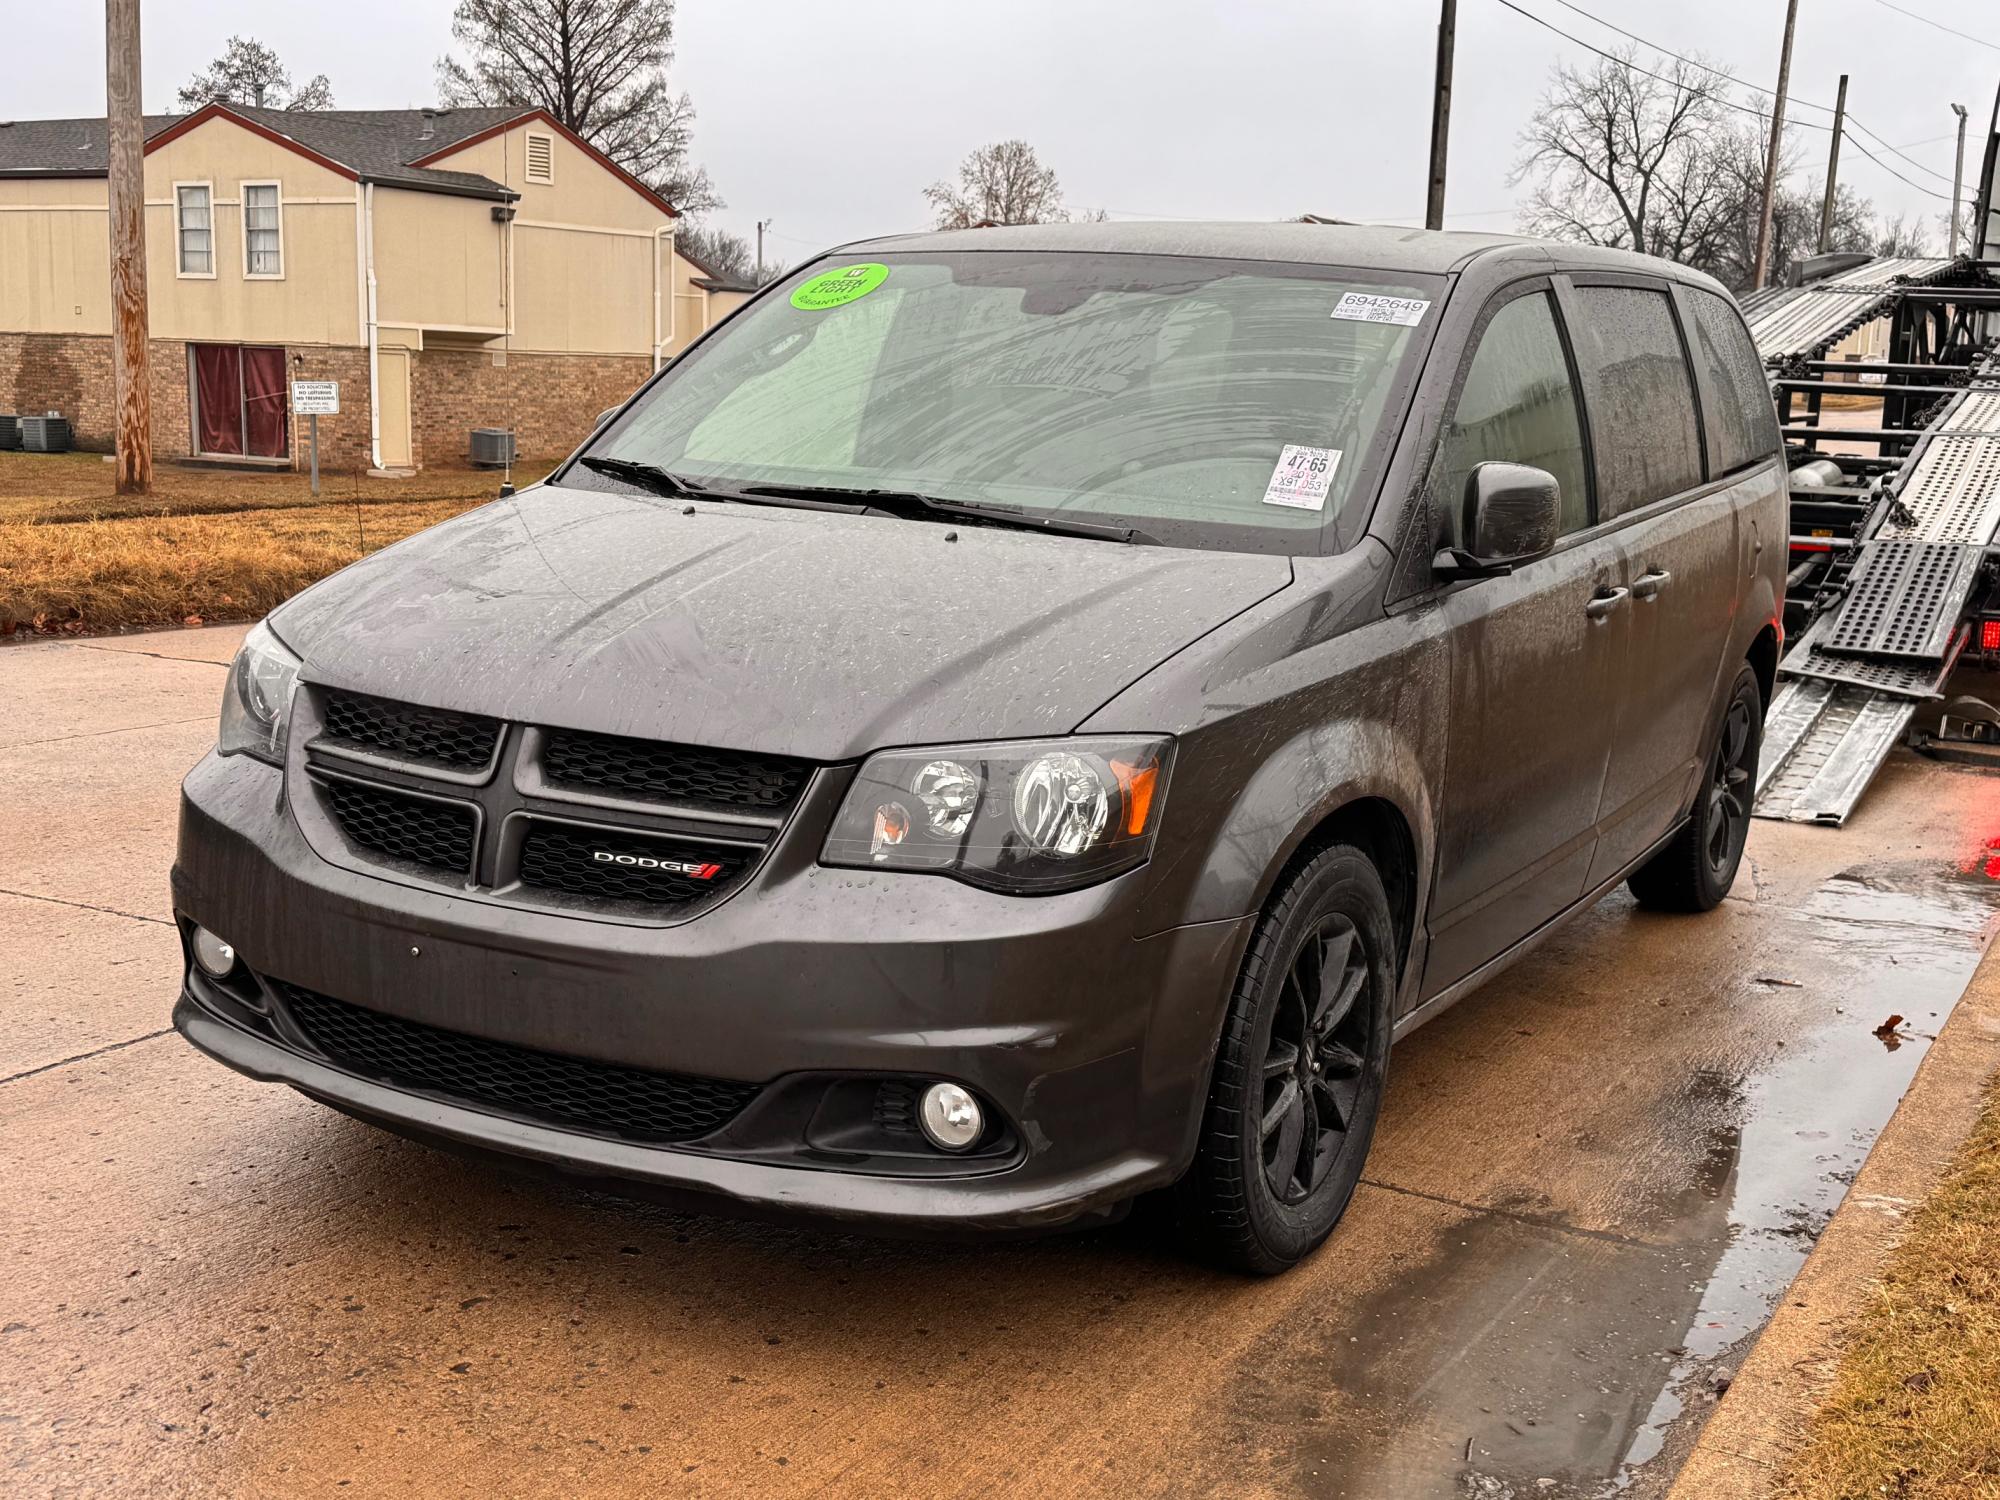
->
[1749, 117, 2000, 824]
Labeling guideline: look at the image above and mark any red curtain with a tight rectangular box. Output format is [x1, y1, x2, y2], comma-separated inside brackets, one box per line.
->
[242, 347, 288, 458]
[194, 344, 243, 455]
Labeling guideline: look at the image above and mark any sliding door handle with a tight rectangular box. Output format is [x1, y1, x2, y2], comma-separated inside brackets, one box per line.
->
[1632, 568, 1673, 599]
[1585, 586, 1630, 621]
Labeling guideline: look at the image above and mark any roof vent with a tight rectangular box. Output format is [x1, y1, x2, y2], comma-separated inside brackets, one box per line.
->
[418, 107, 441, 139]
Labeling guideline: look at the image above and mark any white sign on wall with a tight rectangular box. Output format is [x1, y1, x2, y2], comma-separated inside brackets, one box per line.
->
[291, 380, 340, 416]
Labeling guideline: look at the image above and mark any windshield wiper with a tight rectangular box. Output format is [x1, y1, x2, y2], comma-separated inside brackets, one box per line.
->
[573, 456, 865, 515]
[737, 483, 1153, 544]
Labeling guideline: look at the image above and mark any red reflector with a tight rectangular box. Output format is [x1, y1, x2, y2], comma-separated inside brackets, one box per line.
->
[1982, 619, 2000, 652]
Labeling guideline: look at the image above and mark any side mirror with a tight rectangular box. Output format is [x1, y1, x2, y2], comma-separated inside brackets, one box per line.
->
[1433, 462, 1562, 582]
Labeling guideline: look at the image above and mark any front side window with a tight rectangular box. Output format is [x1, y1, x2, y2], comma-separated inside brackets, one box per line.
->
[1440, 291, 1592, 539]
[176, 185, 212, 275]
[243, 184, 281, 276]
[1570, 285, 1704, 517]
[584, 252, 1444, 554]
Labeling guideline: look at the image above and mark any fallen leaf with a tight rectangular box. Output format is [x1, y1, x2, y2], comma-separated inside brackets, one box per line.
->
[1873, 1014, 1905, 1038]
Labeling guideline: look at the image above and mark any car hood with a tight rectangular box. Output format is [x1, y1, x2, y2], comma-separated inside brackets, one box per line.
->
[272, 485, 1293, 761]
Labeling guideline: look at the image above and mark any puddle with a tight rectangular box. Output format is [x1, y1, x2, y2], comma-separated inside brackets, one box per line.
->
[1261, 859, 1997, 1500]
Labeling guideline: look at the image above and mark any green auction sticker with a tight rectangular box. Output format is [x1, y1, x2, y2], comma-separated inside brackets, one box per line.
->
[790, 262, 890, 311]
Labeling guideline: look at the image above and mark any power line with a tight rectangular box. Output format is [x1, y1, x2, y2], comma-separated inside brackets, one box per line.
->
[1493, 0, 1971, 207]
[1491, 0, 1831, 131]
[1861, 0, 2000, 53]
[1536, 0, 1956, 186]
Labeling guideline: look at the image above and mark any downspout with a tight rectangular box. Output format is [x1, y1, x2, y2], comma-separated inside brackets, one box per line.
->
[654, 222, 676, 371]
[364, 181, 381, 470]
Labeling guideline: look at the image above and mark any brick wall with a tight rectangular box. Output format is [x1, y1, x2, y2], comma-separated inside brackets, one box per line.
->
[0, 333, 189, 458]
[0, 333, 373, 472]
[1, 335, 642, 475]
[409, 347, 652, 468]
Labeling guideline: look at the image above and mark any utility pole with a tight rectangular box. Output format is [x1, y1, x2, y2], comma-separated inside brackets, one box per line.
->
[1425, 0, 1457, 231]
[1752, 0, 1801, 291]
[755, 218, 771, 280]
[1950, 102, 1970, 258]
[105, 0, 152, 495]
[1817, 74, 1848, 255]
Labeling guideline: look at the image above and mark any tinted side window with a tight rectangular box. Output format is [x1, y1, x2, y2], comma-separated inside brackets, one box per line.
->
[1571, 285, 1704, 517]
[1689, 288, 1780, 473]
[1441, 292, 1592, 538]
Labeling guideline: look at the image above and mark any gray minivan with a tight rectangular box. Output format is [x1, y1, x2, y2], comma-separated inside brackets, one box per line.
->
[173, 224, 1783, 1274]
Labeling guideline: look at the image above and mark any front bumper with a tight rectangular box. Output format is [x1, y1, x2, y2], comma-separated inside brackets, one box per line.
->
[171, 751, 1252, 1232]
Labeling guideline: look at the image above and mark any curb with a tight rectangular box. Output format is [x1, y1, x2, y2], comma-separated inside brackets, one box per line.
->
[1668, 931, 2000, 1496]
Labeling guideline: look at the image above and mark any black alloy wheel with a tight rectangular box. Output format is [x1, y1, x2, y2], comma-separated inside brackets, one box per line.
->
[1259, 915, 1374, 1205]
[1629, 664, 1764, 912]
[1703, 694, 1755, 882]
[1179, 843, 1395, 1275]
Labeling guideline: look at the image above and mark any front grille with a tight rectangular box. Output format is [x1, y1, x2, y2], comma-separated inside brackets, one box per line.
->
[321, 777, 476, 874]
[518, 822, 750, 908]
[321, 690, 500, 771]
[542, 729, 810, 812]
[275, 983, 759, 1143]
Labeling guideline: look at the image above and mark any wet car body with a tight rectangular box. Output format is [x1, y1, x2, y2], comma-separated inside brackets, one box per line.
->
[173, 223, 1786, 1255]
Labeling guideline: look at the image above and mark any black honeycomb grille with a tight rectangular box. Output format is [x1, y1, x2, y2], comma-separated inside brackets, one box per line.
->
[518, 822, 749, 908]
[542, 729, 810, 812]
[275, 983, 759, 1143]
[321, 777, 476, 874]
[321, 690, 500, 770]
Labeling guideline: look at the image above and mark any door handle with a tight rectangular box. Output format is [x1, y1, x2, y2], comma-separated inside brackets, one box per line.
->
[1632, 568, 1673, 599]
[1585, 586, 1630, 621]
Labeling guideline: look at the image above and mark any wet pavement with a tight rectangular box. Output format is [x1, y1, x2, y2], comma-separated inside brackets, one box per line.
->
[5, 625, 2000, 1498]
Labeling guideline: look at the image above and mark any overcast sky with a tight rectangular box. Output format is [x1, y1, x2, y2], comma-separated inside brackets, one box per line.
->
[15, 0, 1998, 262]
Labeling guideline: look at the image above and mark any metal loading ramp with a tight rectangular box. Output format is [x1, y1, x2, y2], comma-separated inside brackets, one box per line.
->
[1755, 357, 2000, 825]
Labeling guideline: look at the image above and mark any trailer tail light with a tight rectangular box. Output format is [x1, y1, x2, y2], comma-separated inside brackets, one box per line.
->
[1982, 618, 2000, 653]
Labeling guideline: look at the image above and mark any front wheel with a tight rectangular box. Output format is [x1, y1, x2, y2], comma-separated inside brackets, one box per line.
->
[1628, 664, 1762, 912]
[1177, 844, 1395, 1275]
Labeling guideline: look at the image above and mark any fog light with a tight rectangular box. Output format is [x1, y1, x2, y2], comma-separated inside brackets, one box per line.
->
[190, 926, 237, 978]
[918, 1082, 984, 1152]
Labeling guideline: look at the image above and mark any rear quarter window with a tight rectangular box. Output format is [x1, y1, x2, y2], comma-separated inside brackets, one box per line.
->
[1688, 289, 1781, 474]
[1570, 285, 1705, 518]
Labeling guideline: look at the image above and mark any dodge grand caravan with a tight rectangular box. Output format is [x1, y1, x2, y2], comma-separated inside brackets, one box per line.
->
[173, 223, 1784, 1274]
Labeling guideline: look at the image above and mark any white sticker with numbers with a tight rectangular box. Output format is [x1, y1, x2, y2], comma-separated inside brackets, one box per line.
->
[1331, 292, 1431, 326]
[1262, 445, 1342, 511]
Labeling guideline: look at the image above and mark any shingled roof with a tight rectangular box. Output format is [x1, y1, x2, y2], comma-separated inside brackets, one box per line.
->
[0, 105, 534, 200]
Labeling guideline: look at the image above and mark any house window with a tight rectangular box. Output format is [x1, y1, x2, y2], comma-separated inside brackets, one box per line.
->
[525, 133, 554, 183]
[176, 184, 212, 276]
[243, 183, 282, 277]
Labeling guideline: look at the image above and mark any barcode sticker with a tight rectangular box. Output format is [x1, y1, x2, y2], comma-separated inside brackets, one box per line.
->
[1332, 292, 1430, 326]
[1263, 445, 1342, 511]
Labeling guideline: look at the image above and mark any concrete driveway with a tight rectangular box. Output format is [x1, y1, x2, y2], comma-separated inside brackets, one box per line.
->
[5, 625, 1998, 1498]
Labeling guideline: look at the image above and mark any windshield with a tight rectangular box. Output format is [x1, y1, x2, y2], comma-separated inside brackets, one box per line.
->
[579, 251, 1444, 553]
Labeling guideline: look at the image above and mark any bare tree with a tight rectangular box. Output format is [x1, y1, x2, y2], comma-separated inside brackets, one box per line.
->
[678, 225, 784, 286]
[437, 0, 718, 213]
[1513, 47, 1739, 263]
[1874, 214, 1935, 257]
[924, 141, 1075, 228]
[177, 37, 333, 112]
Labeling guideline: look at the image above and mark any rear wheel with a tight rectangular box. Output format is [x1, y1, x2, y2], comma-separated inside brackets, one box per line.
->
[1177, 844, 1394, 1275]
[1628, 664, 1762, 912]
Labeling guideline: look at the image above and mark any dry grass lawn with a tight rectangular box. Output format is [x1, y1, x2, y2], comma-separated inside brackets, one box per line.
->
[0, 451, 553, 635]
[1781, 1076, 2000, 1499]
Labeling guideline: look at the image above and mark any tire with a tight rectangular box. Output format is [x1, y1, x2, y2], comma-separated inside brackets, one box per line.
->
[1177, 844, 1395, 1275]
[1628, 664, 1763, 913]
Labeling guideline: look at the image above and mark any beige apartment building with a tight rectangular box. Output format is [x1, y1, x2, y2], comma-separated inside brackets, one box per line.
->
[0, 103, 753, 471]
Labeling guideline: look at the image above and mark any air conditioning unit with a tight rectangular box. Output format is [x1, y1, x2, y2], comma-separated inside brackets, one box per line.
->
[21, 415, 71, 453]
[0, 414, 19, 451]
[469, 427, 516, 468]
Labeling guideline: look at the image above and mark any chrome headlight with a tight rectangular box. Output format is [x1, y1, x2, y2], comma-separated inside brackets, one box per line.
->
[218, 621, 302, 765]
[822, 736, 1172, 894]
